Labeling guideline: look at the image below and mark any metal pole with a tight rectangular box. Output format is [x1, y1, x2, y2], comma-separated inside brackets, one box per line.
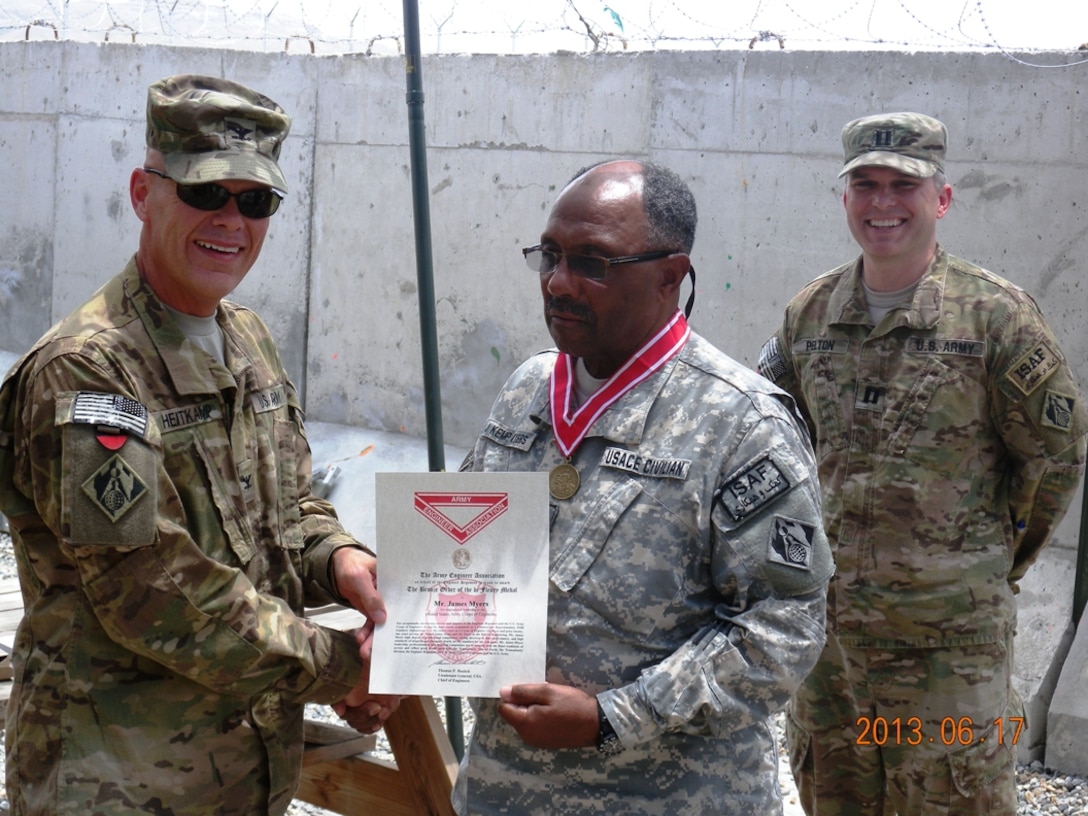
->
[1074, 479, 1088, 626]
[401, 0, 464, 760]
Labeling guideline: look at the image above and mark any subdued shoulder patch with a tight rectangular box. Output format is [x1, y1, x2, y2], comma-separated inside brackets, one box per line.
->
[1006, 341, 1059, 396]
[71, 391, 149, 439]
[1041, 390, 1076, 432]
[718, 454, 791, 521]
[81, 453, 150, 523]
[767, 515, 815, 570]
[757, 336, 787, 383]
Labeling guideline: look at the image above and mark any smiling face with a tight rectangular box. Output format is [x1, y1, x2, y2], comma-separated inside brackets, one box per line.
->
[843, 165, 952, 288]
[538, 162, 686, 379]
[131, 158, 271, 316]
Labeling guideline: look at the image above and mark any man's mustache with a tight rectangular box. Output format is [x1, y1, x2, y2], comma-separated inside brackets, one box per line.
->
[546, 297, 593, 321]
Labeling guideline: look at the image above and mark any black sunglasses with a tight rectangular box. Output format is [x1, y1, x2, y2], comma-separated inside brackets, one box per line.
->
[143, 168, 282, 219]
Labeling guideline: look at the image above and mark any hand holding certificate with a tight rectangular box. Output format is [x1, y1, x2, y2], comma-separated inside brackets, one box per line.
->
[369, 471, 550, 698]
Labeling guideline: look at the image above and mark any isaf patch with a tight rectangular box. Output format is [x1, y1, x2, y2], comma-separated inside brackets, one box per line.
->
[82, 453, 149, 523]
[1007, 341, 1059, 396]
[718, 455, 791, 521]
[768, 516, 815, 570]
[1042, 390, 1076, 432]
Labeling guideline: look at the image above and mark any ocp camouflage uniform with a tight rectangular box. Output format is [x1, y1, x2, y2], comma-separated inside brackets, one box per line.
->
[758, 247, 1088, 814]
[0, 260, 367, 816]
[453, 331, 834, 815]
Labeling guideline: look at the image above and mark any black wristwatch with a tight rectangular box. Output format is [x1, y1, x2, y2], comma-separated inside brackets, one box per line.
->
[596, 700, 623, 756]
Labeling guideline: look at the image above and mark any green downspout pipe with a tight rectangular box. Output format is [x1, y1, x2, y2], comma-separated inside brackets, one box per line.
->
[401, 0, 464, 760]
[1074, 480, 1088, 626]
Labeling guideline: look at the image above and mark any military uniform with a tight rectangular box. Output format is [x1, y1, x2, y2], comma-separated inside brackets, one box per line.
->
[759, 248, 1088, 813]
[0, 261, 366, 815]
[453, 331, 834, 815]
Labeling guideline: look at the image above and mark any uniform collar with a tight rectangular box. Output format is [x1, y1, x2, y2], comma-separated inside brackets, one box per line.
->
[122, 258, 241, 395]
[828, 245, 948, 331]
[528, 339, 690, 449]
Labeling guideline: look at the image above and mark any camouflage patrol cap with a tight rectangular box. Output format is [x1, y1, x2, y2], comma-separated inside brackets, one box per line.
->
[146, 74, 291, 193]
[838, 112, 947, 179]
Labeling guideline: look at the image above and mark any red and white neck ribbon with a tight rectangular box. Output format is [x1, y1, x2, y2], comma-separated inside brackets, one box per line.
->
[549, 310, 690, 458]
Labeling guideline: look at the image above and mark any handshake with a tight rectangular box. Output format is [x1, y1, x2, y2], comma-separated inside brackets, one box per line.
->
[333, 624, 405, 734]
[329, 545, 405, 734]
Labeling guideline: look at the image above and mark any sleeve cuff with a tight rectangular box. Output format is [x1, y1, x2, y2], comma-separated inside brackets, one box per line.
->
[324, 542, 376, 606]
[598, 683, 662, 748]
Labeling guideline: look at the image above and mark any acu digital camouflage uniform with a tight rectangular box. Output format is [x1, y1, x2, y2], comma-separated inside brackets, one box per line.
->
[0, 260, 367, 815]
[759, 247, 1088, 813]
[453, 330, 834, 815]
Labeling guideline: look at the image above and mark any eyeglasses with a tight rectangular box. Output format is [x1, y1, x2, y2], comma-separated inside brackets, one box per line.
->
[143, 168, 283, 219]
[522, 245, 678, 282]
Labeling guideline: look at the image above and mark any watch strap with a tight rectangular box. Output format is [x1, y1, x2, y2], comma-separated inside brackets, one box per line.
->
[596, 699, 623, 756]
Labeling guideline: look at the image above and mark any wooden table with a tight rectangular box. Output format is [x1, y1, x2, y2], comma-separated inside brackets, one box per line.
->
[0, 577, 19, 689]
[0, 578, 457, 815]
[298, 604, 459, 815]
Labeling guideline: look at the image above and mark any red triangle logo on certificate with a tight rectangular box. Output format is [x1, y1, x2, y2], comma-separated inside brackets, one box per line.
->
[413, 492, 509, 544]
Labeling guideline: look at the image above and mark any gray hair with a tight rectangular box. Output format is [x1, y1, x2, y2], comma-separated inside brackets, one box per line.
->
[642, 162, 698, 254]
[568, 160, 698, 254]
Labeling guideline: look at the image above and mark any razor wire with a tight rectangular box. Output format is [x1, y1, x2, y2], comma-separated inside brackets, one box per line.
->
[2, 0, 1086, 67]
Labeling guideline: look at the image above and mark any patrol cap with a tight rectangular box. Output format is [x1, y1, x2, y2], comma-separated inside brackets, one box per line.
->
[838, 112, 947, 179]
[146, 74, 291, 193]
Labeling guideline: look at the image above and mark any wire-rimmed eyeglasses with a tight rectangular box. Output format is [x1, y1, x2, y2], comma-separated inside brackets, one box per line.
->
[522, 245, 678, 282]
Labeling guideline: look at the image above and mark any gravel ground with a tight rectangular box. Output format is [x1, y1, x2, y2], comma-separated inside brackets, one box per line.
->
[0, 526, 1085, 814]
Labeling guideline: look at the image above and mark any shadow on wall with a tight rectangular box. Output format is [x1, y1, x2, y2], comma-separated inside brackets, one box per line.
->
[0, 237, 53, 354]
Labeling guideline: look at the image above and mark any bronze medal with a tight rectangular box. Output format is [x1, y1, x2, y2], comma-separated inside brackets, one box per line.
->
[549, 462, 580, 500]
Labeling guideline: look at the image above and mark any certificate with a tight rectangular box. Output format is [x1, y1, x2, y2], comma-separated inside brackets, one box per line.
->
[369, 471, 550, 697]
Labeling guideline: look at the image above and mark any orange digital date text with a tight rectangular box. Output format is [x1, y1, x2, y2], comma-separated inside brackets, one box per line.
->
[855, 716, 1024, 747]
